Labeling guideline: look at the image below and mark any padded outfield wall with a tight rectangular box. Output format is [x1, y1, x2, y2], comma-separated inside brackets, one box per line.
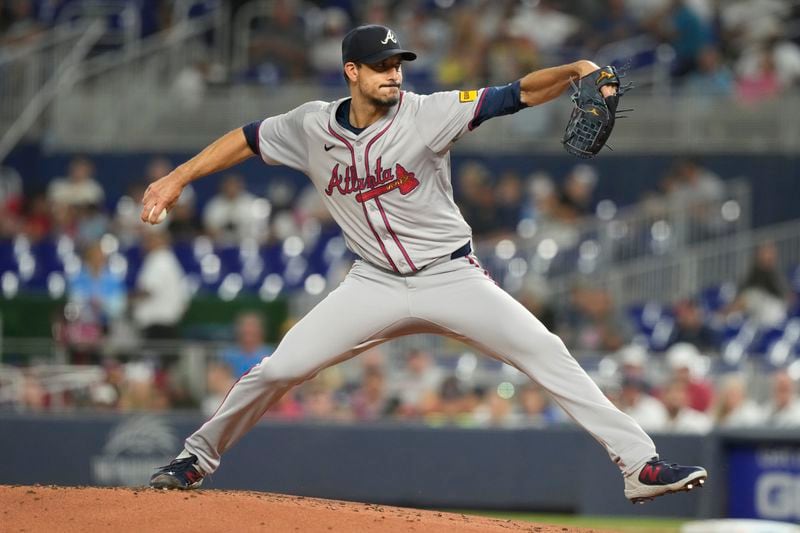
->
[1, 413, 798, 522]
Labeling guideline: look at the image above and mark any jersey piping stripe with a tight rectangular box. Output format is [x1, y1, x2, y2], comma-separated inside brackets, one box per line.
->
[467, 88, 488, 131]
[363, 92, 418, 272]
[327, 123, 399, 273]
[374, 196, 417, 272]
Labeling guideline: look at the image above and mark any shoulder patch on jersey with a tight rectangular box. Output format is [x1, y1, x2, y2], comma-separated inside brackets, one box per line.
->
[459, 90, 478, 103]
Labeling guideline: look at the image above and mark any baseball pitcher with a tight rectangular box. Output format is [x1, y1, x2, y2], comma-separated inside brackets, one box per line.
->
[143, 25, 706, 504]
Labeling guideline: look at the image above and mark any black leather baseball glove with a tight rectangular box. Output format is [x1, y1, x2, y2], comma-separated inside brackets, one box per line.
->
[562, 66, 632, 159]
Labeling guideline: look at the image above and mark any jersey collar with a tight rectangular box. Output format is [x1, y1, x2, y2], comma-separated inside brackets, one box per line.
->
[328, 93, 404, 140]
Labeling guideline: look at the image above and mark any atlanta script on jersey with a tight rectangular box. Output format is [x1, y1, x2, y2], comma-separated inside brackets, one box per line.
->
[254, 90, 488, 274]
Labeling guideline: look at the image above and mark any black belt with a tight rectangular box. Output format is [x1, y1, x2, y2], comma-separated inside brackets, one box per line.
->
[450, 242, 472, 260]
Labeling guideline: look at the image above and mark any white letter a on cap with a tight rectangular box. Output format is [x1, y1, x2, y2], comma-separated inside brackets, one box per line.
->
[380, 30, 397, 45]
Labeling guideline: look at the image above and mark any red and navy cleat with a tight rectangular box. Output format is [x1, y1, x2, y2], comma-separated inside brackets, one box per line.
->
[150, 455, 205, 490]
[624, 458, 707, 504]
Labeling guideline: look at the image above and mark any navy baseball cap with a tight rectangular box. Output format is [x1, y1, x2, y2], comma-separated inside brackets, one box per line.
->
[341, 25, 417, 65]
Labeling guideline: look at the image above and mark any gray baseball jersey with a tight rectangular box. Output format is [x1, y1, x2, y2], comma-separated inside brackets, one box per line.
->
[255, 90, 481, 274]
[183, 89, 658, 479]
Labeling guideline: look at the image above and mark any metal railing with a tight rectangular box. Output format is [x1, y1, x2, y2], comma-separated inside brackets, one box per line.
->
[48, 12, 230, 152]
[546, 218, 800, 310]
[0, 24, 92, 139]
[0, 21, 106, 164]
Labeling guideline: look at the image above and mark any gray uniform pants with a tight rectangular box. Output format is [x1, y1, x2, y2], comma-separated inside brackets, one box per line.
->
[185, 256, 657, 476]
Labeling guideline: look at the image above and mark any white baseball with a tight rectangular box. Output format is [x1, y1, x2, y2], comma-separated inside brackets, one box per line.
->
[148, 206, 168, 224]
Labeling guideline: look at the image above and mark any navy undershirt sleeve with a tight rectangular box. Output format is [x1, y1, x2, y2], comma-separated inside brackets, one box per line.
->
[242, 121, 261, 154]
[470, 80, 526, 130]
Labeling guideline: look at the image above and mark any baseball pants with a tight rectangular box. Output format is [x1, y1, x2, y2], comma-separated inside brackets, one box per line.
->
[185, 255, 657, 475]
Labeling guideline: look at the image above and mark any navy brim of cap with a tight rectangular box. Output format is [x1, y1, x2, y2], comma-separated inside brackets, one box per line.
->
[352, 49, 417, 65]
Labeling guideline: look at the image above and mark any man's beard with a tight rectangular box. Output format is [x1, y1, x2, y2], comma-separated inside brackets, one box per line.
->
[367, 86, 400, 107]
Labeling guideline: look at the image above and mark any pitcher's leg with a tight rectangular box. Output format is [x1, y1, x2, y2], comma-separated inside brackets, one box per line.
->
[414, 263, 656, 475]
[185, 264, 408, 474]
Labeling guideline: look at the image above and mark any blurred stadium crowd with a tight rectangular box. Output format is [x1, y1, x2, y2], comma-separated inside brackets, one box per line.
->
[2, 0, 800, 431]
[2, 151, 799, 432]
[2, 0, 800, 100]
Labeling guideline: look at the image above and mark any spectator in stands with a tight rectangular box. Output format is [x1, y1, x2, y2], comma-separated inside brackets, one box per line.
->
[349, 367, 390, 421]
[75, 202, 111, 249]
[0, 166, 23, 238]
[309, 7, 351, 83]
[247, 0, 309, 82]
[302, 380, 348, 421]
[618, 375, 668, 432]
[725, 241, 791, 328]
[521, 171, 558, 224]
[48, 156, 105, 237]
[584, 0, 641, 52]
[662, 157, 724, 210]
[516, 383, 562, 427]
[664, 342, 714, 412]
[712, 373, 762, 428]
[455, 162, 497, 238]
[65, 242, 127, 362]
[425, 375, 472, 426]
[203, 173, 267, 244]
[616, 343, 649, 381]
[220, 311, 274, 379]
[736, 34, 800, 94]
[661, 380, 713, 433]
[201, 360, 236, 417]
[494, 170, 524, 234]
[0, 0, 43, 45]
[18, 372, 47, 412]
[473, 389, 515, 427]
[21, 191, 52, 242]
[47, 156, 105, 210]
[117, 362, 170, 412]
[265, 389, 304, 420]
[555, 164, 597, 223]
[762, 370, 800, 427]
[508, 0, 580, 53]
[390, 348, 443, 418]
[666, 298, 719, 352]
[435, 8, 484, 89]
[130, 229, 189, 339]
[648, 0, 714, 78]
[113, 182, 147, 247]
[683, 45, 735, 97]
[735, 46, 783, 105]
[482, 17, 539, 87]
[560, 284, 632, 353]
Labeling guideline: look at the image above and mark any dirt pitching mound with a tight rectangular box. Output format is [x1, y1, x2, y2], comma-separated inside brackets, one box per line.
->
[1, 485, 616, 533]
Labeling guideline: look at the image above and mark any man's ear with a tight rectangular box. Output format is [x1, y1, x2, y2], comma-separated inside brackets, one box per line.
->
[344, 62, 359, 84]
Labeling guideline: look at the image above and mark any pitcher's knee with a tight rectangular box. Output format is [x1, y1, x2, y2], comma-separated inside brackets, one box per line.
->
[257, 357, 312, 385]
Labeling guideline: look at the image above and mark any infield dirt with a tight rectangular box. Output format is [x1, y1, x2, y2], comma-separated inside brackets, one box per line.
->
[0, 485, 617, 533]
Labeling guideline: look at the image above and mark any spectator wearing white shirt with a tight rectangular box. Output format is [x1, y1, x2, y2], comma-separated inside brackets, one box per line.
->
[762, 370, 800, 428]
[712, 373, 763, 429]
[619, 375, 668, 432]
[202, 174, 268, 244]
[131, 230, 189, 339]
[662, 380, 713, 434]
[47, 156, 105, 208]
[389, 349, 444, 418]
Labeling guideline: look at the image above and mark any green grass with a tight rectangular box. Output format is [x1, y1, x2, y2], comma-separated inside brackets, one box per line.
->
[461, 511, 685, 533]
